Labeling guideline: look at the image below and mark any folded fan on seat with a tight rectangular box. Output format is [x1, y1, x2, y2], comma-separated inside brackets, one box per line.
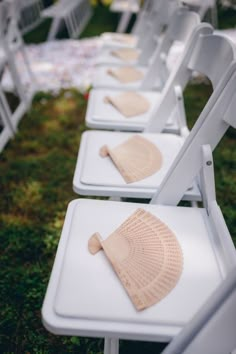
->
[88, 208, 183, 311]
[104, 91, 150, 117]
[111, 48, 140, 61]
[107, 66, 144, 83]
[101, 32, 137, 46]
[99, 135, 163, 183]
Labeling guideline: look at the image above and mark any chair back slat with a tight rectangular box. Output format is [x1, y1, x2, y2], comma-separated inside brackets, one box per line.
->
[141, 7, 201, 87]
[188, 34, 236, 89]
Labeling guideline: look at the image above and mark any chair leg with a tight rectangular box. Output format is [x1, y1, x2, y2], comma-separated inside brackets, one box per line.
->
[116, 11, 132, 33]
[47, 17, 61, 41]
[20, 45, 38, 92]
[104, 337, 119, 354]
[210, 5, 218, 29]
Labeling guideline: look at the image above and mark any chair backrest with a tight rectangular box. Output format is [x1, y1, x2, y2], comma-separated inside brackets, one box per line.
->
[187, 34, 234, 89]
[18, 0, 43, 35]
[162, 267, 236, 354]
[137, 0, 179, 64]
[131, 0, 160, 35]
[135, 0, 166, 48]
[141, 7, 200, 84]
[151, 58, 236, 206]
[64, 0, 93, 39]
[145, 27, 236, 135]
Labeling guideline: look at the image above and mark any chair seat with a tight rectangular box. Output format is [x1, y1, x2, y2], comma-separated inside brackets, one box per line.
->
[110, 0, 141, 13]
[85, 89, 164, 131]
[100, 33, 138, 50]
[73, 131, 201, 200]
[92, 65, 162, 90]
[42, 198, 223, 340]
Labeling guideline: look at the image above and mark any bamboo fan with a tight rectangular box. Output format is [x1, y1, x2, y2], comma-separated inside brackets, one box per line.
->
[107, 66, 144, 83]
[99, 135, 163, 183]
[103, 32, 137, 46]
[88, 208, 183, 311]
[111, 48, 140, 61]
[104, 91, 150, 117]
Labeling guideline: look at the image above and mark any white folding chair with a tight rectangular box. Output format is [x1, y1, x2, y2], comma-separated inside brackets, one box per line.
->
[87, 11, 204, 133]
[74, 32, 235, 201]
[16, 0, 43, 35]
[110, 0, 141, 33]
[0, 1, 38, 94]
[162, 267, 236, 354]
[42, 0, 93, 41]
[96, 0, 181, 69]
[100, 0, 165, 50]
[93, 7, 200, 91]
[42, 60, 236, 354]
[0, 1, 37, 130]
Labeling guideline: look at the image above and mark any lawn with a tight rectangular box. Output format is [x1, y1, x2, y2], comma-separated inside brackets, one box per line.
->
[0, 3, 236, 354]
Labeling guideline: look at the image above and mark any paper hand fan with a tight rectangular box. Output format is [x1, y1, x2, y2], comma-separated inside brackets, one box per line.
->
[102, 33, 137, 46]
[88, 208, 183, 311]
[104, 91, 150, 117]
[107, 66, 144, 83]
[111, 48, 140, 61]
[99, 135, 162, 183]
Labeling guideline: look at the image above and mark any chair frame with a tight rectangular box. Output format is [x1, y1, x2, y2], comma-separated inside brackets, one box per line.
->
[42, 63, 236, 349]
[17, 0, 44, 35]
[87, 10, 204, 134]
[75, 32, 235, 201]
[110, 0, 141, 33]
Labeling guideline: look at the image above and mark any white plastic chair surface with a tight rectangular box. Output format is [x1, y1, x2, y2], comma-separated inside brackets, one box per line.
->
[77, 33, 236, 202]
[42, 62, 236, 353]
[87, 10, 202, 134]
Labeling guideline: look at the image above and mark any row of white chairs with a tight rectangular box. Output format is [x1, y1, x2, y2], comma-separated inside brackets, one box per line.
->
[110, 0, 218, 33]
[4, 0, 92, 40]
[42, 2, 236, 354]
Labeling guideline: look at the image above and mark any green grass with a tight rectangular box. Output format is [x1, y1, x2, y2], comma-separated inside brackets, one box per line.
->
[0, 4, 236, 354]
